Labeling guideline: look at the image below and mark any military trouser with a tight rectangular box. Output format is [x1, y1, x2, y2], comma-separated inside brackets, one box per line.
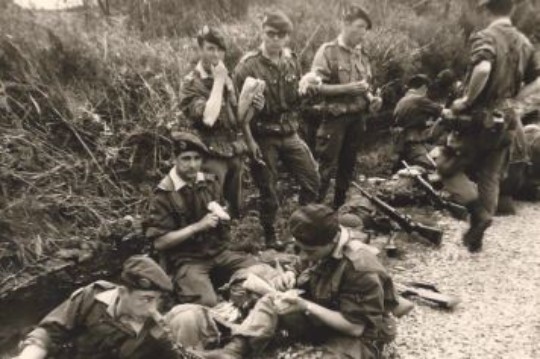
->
[165, 295, 383, 359]
[202, 155, 245, 218]
[250, 133, 320, 231]
[316, 114, 366, 208]
[173, 250, 257, 307]
[436, 134, 510, 221]
[398, 142, 434, 170]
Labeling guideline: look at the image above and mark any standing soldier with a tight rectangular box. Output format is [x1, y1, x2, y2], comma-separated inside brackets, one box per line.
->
[310, 5, 383, 210]
[437, 0, 540, 252]
[180, 26, 246, 218]
[233, 11, 320, 249]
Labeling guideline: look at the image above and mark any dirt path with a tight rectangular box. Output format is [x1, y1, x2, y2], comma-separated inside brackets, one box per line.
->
[388, 202, 540, 359]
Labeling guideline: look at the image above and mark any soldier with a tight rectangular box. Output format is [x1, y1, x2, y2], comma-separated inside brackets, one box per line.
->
[436, 0, 540, 252]
[144, 132, 256, 307]
[393, 74, 444, 170]
[197, 204, 398, 359]
[310, 4, 383, 209]
[180, 26, 246, 218]
[233, 11, 321, 249]
[14, 255, 179, 359]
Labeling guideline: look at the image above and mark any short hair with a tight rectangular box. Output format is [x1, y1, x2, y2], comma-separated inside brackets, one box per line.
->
[485, 0, 514, 16]
[289, 204, 340, 246]
[407, 74, 431, 89]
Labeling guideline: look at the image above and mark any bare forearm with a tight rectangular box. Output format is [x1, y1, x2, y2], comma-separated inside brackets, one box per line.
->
[154, 222, 204, 251]
[463, 61, 491, 107]
[17, 344, 47, 359]
[303, 300, 365, 337]
[203, 78, 226, 127]
[317, 83, 357, 97]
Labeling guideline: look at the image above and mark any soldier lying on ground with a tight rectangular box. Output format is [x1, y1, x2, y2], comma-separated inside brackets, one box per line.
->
[164, 204, 399, 359]
[143, 131, 257, 307]
[13, 256, 179, 359]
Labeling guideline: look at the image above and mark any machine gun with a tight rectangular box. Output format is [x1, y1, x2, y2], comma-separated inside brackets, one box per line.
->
[402, 161, 468, 221]
[351, 182, 443, 246]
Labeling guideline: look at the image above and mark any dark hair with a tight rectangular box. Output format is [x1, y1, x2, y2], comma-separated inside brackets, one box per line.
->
[485, 0, 514, 16]
[407, 74, 431, 90]
[289, 204, 340, 246]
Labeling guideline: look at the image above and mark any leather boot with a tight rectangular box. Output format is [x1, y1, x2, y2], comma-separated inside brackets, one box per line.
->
[197, 337, 247, 359]
[462, 201, 492, 253]
[496, 195, 516, 216]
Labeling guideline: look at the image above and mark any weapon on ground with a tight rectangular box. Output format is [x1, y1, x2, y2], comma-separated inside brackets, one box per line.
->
[150, 309, 204, 359]
[395, 282, 460, 309]
[351, 182, 443, 246]
[402, 161, 468, 221]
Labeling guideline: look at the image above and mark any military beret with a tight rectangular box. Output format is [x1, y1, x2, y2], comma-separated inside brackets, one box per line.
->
[121, 255, 173, 292]
[171, 131, 208, 155]
[341, 4, 372, 29]
[262, 11, 293, 34]
[196, 25, 227, 51]
[407, 74, 431, 89]
[289, 204, 340, 246]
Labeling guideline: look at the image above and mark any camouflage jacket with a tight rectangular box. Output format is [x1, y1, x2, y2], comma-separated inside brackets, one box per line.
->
[22, 281, 177, 359]
[311, 35, 373, 117]
[180, 61, 246, 157]
[233, 46, 301, 136]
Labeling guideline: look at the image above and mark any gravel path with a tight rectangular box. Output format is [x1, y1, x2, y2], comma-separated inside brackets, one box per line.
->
[388, 202, 540, 359]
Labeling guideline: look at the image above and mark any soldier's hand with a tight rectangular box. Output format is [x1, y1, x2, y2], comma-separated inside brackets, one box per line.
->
[450, 97, 469, 113]
[271, 271, 296, 291]
[198, 212, 220, 230]
[368, 95, 383, 113]
[251, 92, 265, 111]
[273, 291, 307, 315]
[346, 81, 369, 95]
[212, 61, 229, 82]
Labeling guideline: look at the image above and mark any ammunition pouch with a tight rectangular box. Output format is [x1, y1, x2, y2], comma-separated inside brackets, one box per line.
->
[252, 111, 298, 136]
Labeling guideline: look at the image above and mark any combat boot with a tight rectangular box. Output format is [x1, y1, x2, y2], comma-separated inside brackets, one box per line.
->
[198, 337, 247, 359]
[263, 225, 285, 250]
[462, 201, 492, 253]
[496, 195, 516, 215]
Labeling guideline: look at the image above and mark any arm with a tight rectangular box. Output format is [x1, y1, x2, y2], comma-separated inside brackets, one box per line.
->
[153, 215, 217, 251]
[516, 77, 540, 101]
[16, 345, 47, 359]
[456, 60, 492, 110]
[301, 299, 366, 337]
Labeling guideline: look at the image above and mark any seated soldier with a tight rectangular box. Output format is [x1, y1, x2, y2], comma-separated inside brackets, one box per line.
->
[393, 74, 444, 170]
[174, 204, 399, 359]
[144, 131, 256, 307]
[14, 256, 179, 359]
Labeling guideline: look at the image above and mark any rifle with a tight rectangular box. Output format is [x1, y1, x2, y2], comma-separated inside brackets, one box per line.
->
[402, 161, 468, 221]
[351, 182, 443, 246]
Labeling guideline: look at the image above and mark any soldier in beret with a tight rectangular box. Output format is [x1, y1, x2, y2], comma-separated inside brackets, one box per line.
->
[15, 255, 180, 359]
[180, 26, 247, 218]
[197, 204, 397, 359]
[144, 132, 256, 307]
[233, 10, 321, 249]
[309, 4, 383, 210]
[435, 0, 540, 252]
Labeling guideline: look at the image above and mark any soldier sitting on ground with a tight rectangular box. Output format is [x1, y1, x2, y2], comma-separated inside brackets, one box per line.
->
[144, 132, 257, 307]
[14, 256, 179, 359]
[169, 204, 399, 359]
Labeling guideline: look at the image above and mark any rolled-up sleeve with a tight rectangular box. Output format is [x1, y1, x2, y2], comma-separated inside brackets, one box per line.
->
[311, 45, 332, 83]
[469, 31, 496, 66]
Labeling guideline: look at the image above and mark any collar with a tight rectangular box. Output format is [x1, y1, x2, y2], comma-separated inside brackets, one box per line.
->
[337, 34, 362, 52]
[405, 88, 425, 98]
[260, 43, 292, 62]
[487, 17, 512, 29]
[332, 226, 351, 259]
[195, 61, 211, 79]
[95, 288, 120, 318]
[169, 167, 205, 191]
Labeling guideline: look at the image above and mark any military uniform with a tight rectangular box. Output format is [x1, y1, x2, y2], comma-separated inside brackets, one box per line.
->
[311, 34, 374, 208]
[437, 17, 540, 242]
[180, 61, 246, 218]
[20, 256, 176, 359]
[144, 167, 256, 307]
[393, 90, 443, 169]
[233, 46, 320, 238]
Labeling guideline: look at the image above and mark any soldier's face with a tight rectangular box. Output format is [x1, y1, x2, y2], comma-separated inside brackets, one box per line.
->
[121, 288, 162, 320]
[343, 18, 369, 46]
[295, 241, 335, 262]
[200, 41, 225, 67]
[262, 25, 289, 53]
[175, 151, 203, 182]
